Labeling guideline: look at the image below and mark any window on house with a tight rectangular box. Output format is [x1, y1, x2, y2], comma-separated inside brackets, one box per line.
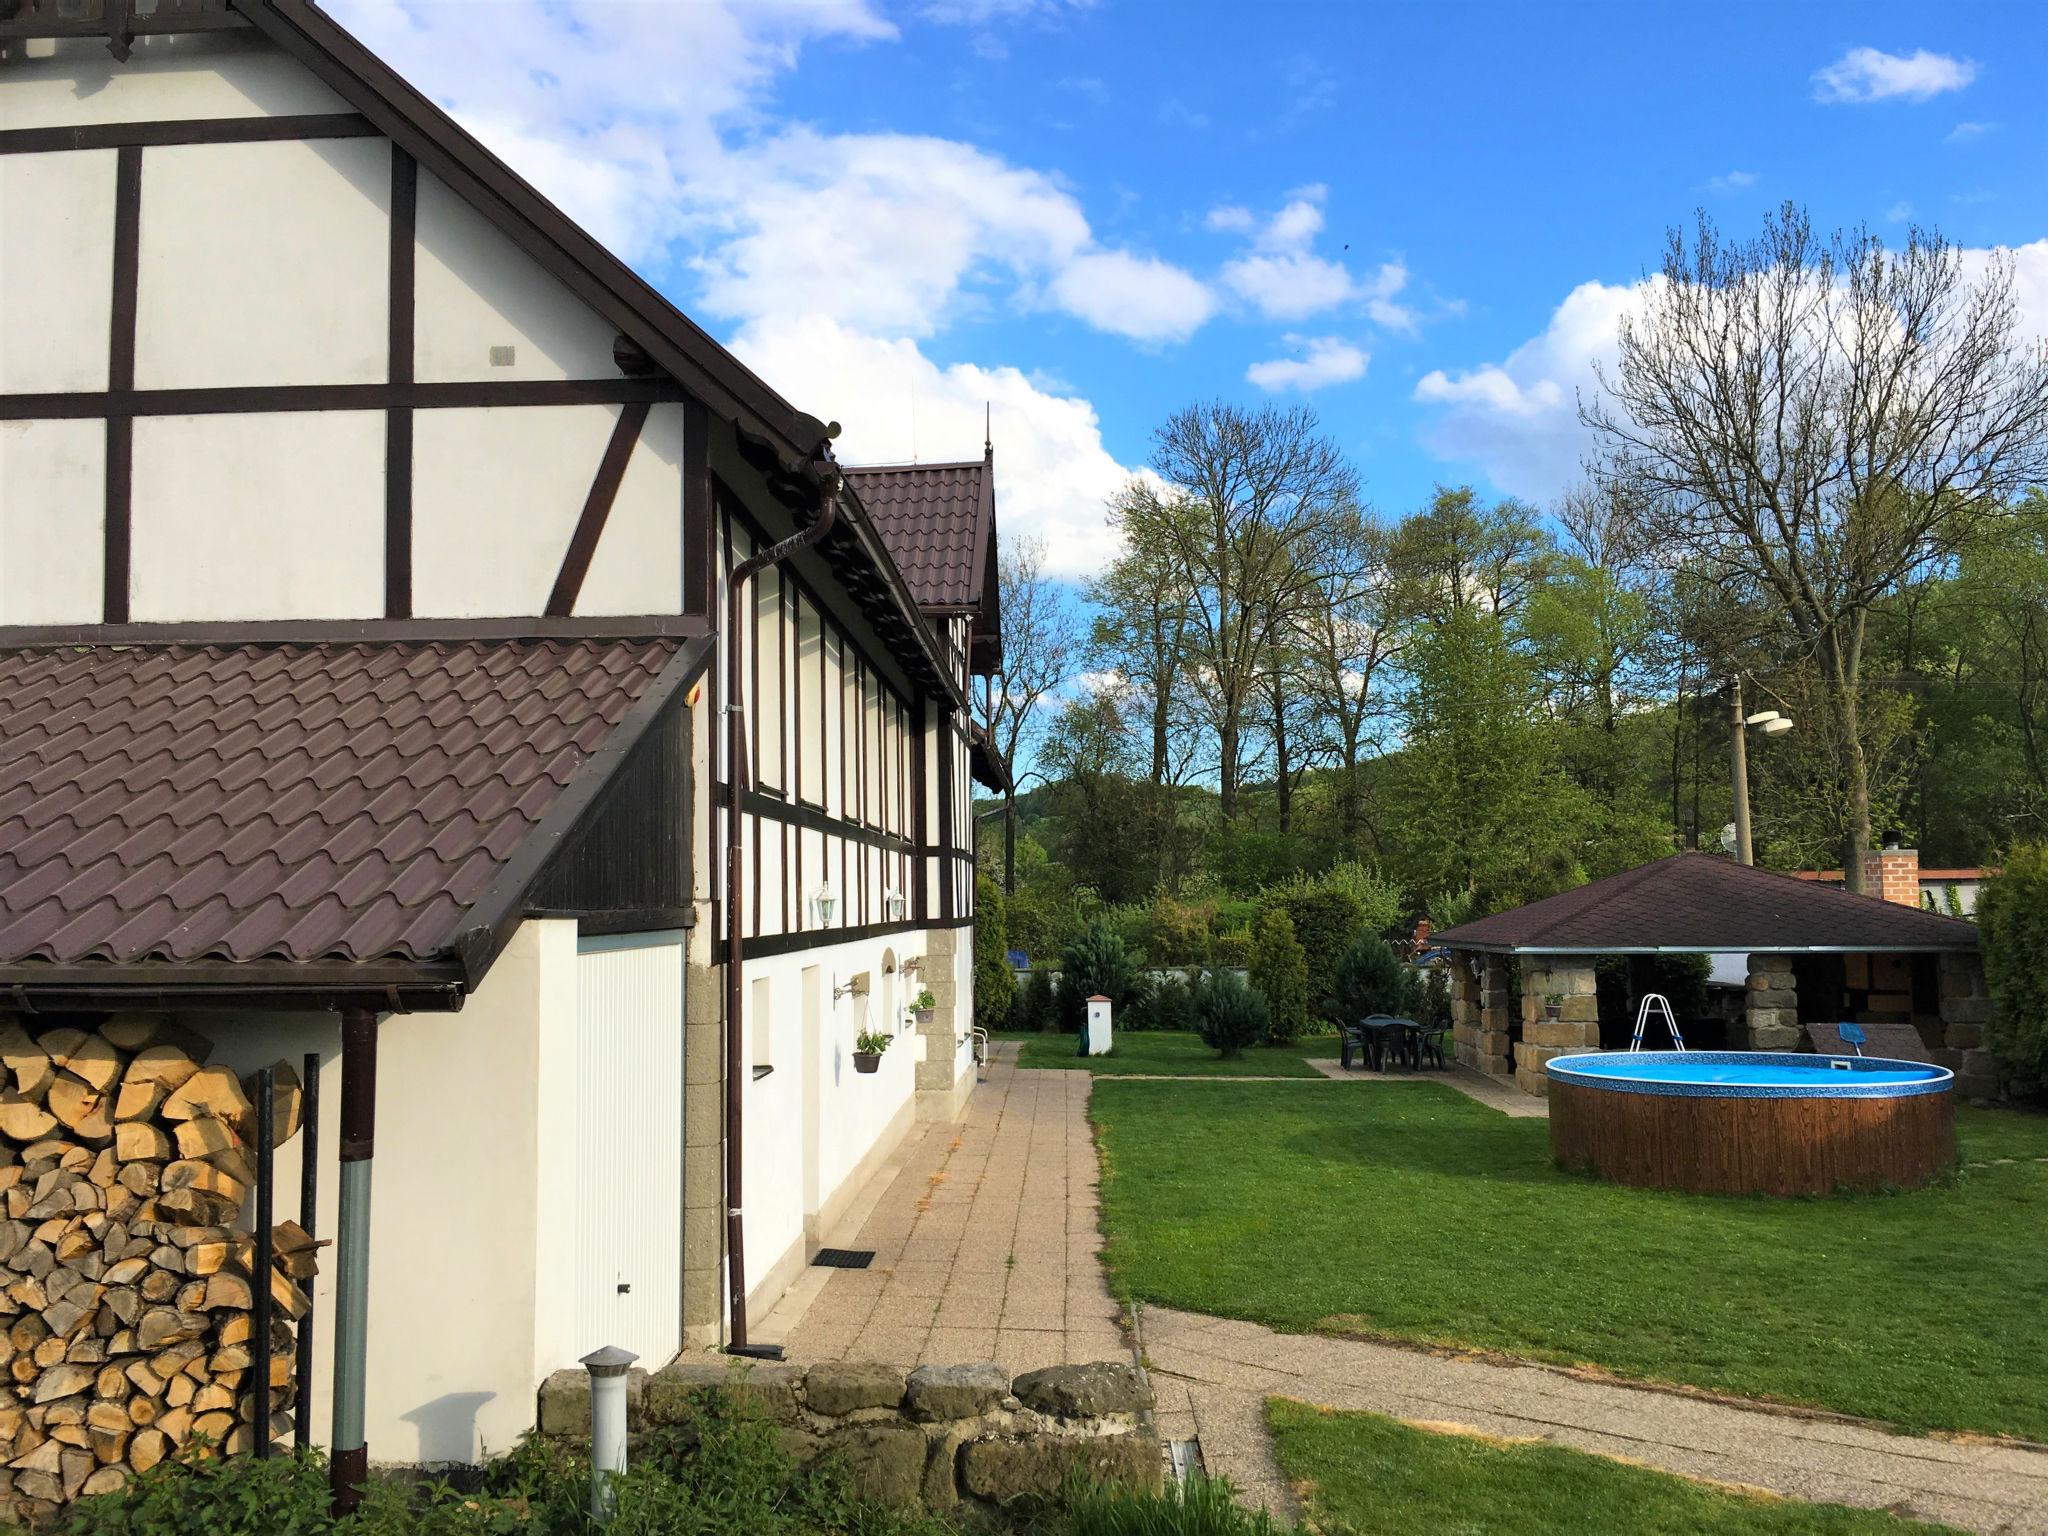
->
[797, 598, 823, 806]
[863, 672, 882, 828]
[754, 565, 782, 793]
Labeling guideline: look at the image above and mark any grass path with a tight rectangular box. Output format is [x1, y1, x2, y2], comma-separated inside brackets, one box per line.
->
[1093, 1078, 2048, 1439]
[1263, 1399, 1959, 1534]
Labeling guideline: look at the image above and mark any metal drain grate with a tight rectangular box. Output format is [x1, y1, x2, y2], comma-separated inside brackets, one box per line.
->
[811, 1248, 875, 1269]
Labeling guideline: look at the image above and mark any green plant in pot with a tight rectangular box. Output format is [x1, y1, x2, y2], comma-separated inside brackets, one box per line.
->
[912, 987, 937, 1025]
[1543, 992, 1564, 1021]
[853, 1027, 892, 1074]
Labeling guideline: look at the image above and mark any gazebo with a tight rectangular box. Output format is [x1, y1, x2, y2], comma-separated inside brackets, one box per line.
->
[1431, 851, 1992, 1098]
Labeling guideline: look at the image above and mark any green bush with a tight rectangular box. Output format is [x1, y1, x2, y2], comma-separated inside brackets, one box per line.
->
[1147, 894, 1216, 967]
[1417, 966, 1451, 1033]
[1248, 908, 1309, 1045]
[1208, 926, 1253, 969]
[1126, 970, 1197, 1032]
[1261, 885, 1368, 1021]
[1016, 967, 1059, 1032]
[1192, 968, 1270, 1059]
[1978, 845, 2048, 1102]
[1315, 860, 1404, 933]
[1057, 920, 1151, 1033]
[1426, 885, 1477, 933]
[1328, 934, 1418, 1021]
[973, 873, 1016, 1032]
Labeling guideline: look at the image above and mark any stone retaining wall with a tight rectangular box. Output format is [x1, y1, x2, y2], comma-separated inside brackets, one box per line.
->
[537, 1359, 1158, 1515]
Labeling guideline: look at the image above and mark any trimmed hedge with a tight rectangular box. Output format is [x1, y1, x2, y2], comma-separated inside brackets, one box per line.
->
[1977, 845, 2048, 1102]
[973, 873, 1016, 1032]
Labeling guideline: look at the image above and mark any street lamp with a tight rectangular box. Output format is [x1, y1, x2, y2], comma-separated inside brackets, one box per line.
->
[1727, 680, 1795, 865]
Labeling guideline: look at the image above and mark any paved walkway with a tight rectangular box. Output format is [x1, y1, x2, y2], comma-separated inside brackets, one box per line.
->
[1144, 1307, 2048, 1534]
[764, 1044, 1126, 1371]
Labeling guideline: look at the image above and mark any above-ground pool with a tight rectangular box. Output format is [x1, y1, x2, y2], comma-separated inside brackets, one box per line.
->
[1546, 1050, 1956, 1196]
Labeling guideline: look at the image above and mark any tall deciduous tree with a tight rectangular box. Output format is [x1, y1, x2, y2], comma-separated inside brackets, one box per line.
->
[1124, 402, 1361, 818]
[1585, 205, 2048, 889]
[975, 535, 1081, 889]
[1088, 483, 1202, 787]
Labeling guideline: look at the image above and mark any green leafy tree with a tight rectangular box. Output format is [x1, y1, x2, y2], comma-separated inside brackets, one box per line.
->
[1261, 883, 1367, 1022]
[972, 873, 1015, 1032]
[1016, 967, 1058, 1033]
[1057, 919, 1149, 1033]
[1329, 935, 1419, 1021]
[1977, 846, 2048, 1102]
[1250, 907, 1310, 1044]
[1192, 967, 1271, 1058]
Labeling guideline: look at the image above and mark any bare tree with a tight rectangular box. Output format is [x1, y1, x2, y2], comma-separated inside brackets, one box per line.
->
[1124, 402, 1362, 818]
[1386, 485, 1552, 626]
[1585, 205, 2048, 889]
[1088, 481, 1203, 787]
[1297, 511, 1402, 844]
[974, 535, 1081, 889]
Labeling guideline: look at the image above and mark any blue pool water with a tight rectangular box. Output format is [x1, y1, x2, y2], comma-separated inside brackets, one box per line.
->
[1546, 1050, 1953, 1099]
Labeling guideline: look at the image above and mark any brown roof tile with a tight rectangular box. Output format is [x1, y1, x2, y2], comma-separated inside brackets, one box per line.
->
[0, 637, 679, 973]
[1432, 851, 1980, 953]
[844, 459, 993, 611]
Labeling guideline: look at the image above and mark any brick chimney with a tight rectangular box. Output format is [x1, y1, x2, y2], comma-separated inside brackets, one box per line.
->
[1860, 831, 1922, 907]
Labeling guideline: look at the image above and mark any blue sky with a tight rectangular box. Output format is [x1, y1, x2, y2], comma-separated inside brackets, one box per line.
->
[334, 0, 2048, 574]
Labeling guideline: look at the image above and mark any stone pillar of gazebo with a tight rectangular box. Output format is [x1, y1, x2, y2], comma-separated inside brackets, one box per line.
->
[1450, 956, 1481, 1070]
[1936, 951, 1999, 1098]
[1744, 954, 1801, 1050]
[1473, 955, 1514, 1079]
[1513, 959, 1599, 1097]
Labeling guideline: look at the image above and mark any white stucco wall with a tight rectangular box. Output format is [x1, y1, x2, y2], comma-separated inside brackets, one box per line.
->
[130, 410, 385, 620]
[0, 149, 116, 393]
[0, 417, 105, 622]
[739, 930, 933, 1298]
[193, 919, 581, 1467]
[136, 137, 392, 390]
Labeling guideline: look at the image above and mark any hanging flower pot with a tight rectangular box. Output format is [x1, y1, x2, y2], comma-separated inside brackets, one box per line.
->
[854, 1028, 890, 1074]
[912, 988, 937, 1027]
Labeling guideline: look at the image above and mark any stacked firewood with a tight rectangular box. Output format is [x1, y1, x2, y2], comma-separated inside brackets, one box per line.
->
[0, 1016, 316, 1522]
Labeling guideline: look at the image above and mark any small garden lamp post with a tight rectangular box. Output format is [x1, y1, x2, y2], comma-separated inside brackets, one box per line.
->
[582, 1344, 638, 1519]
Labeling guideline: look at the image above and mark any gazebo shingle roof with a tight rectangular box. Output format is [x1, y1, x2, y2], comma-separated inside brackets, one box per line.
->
[1432, 852, 1980, 954]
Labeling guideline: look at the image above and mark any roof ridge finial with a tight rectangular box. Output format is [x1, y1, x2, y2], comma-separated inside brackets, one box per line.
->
[984, 402, 992, 460]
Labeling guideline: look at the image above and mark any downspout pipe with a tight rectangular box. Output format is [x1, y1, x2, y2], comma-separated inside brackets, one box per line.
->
[329, 1006, 381, 1512]
[724, 429, 841, 1355]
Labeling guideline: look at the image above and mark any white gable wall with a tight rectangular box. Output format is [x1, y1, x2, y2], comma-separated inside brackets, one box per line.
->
[0, 34, 688, 625]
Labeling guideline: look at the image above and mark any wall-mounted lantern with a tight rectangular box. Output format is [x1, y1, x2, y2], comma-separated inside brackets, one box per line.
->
[884, 887, 906, 923]
[811, 883, 837, 926]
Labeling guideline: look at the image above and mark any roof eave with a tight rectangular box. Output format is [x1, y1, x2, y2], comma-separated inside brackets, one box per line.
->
[0, 960, 468, 1014]
[1437, 940, 1981, 956]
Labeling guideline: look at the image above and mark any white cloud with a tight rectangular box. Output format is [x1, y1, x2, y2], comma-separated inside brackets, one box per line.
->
[1049, 251, 1217, 343]
[1813, 47, 1977, 103]
[1204, 204, 1254, 233]
[1946, 120, 1992, 142]
[1412, 240, 2048, 501]
[1361, 262, 1416, 333]
[1886, 200, 1915, 223]
[1222, 250, 1359, 321]
[1706, 170, 1757, 194]
[1246, 336, 1369, 392]
[731, 315, 1134, 576]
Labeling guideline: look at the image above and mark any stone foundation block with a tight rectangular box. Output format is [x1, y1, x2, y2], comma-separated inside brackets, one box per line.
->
[905, 1362, 1009, 1422]
[827, 1422, 930, 1508]
[1520, 1020, 1594, 1049]
[1010, 1363, 1150, 1419]
[959, 1432, 1161, 1502]
[805, 1361, 908, 1416]
[649, 1361, 799, 1425]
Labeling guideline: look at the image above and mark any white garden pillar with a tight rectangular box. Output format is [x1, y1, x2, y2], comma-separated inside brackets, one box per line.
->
[1085, 994, 1113, 1057]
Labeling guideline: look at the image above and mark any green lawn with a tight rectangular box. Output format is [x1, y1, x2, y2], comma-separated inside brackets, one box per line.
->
[1263, 1398, 1955, 1534]
[1011, 1028, 1336, 1077]
[1092, 1078, 2048, 1439]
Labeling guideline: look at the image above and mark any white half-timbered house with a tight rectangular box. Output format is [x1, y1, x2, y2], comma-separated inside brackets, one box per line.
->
[0, 0, 1004, 1485]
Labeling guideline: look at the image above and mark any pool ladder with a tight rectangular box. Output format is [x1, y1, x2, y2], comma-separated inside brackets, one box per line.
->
[1627, 993, 1685, 1052]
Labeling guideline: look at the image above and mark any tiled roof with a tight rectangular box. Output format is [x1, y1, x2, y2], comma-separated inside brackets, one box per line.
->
[844, 460, 992, 611]
[0, 638, 680, 975]
[1432, 852, 1980, 953]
